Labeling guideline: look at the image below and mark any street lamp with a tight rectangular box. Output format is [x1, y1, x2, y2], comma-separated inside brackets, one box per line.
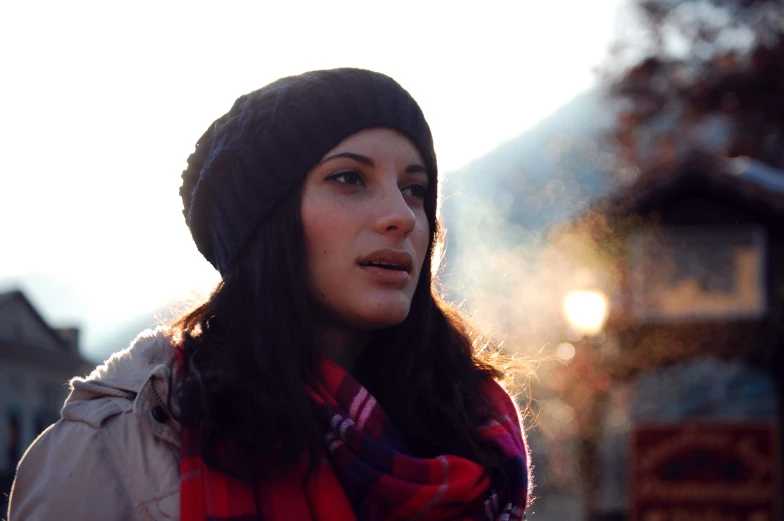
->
[561, 289, 611, 521]
[562, 290, 609, 337]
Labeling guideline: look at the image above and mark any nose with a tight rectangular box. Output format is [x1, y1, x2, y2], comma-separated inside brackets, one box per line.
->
[373, 185, 417, 238]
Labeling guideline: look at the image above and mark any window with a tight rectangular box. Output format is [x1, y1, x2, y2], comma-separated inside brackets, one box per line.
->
[628, 227, 767, 322]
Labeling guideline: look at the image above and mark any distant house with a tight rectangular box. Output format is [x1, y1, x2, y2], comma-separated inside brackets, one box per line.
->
[547, 154, 784, 520]
[0, 289, 92, 508]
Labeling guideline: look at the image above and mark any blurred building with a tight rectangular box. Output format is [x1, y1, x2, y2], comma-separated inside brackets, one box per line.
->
[0, 289, 91, 510]
[544, 155, 784, 520]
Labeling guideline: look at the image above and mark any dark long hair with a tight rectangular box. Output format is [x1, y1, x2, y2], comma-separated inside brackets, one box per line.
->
[170, 175, 510, 484]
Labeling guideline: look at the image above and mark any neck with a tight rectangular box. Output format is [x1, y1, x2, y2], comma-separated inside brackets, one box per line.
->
[315, 323, 369, 371]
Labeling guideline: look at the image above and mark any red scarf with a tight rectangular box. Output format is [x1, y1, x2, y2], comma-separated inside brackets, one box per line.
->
[180, 358, 529, 520]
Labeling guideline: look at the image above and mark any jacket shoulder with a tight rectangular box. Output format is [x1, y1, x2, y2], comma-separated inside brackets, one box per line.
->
[8, 327, 181, 521]
[8, 415, 135, 520]
[9, 403, 181, 520]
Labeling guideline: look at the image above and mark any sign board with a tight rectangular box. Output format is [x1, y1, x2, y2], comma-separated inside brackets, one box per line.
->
[631, 422, 779, 521]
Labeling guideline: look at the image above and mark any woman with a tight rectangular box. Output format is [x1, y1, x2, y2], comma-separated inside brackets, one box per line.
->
[9, 68, 530, 520]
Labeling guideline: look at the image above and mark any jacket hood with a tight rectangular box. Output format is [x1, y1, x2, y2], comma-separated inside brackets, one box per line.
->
[67, 327, 175, 403]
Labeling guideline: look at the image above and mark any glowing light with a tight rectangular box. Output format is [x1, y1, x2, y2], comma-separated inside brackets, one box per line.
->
[556, 342, 575, 361]
[563, 290, 609, 336]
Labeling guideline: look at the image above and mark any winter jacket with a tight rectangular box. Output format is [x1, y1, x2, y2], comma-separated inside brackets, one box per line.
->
[7, 328, 182, 521]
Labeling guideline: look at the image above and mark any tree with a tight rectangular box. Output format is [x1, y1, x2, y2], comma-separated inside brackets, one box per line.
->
[604, 0, 784, 176]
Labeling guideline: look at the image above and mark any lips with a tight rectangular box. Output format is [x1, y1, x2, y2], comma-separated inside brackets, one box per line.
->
[357, 249, 414, 273]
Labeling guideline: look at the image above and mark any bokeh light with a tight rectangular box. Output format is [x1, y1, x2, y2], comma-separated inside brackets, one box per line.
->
[557, 342, 576, 361]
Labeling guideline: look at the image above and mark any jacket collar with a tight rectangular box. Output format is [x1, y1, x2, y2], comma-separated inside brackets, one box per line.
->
[67, 327, 181, 447]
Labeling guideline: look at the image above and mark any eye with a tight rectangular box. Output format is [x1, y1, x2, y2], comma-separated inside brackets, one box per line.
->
[401, 183, 428, 199]
[326, 170, 364, 187]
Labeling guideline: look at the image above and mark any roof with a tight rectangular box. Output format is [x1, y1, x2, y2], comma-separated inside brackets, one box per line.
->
[605, 155, 784, 218]
[0, 289, 92, 372]
[0, 289, 74, 352]
[728, 157, 784, 195]
[0, 291, 16, 307]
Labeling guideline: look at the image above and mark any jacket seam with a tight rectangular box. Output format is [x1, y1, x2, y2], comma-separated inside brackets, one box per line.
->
[140, 482, 181, 519]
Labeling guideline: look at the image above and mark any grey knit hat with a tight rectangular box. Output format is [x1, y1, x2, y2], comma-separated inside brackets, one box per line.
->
[180, 68, 437, 275]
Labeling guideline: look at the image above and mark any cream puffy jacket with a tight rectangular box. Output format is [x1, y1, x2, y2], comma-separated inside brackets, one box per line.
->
[8, 329, 182, 521]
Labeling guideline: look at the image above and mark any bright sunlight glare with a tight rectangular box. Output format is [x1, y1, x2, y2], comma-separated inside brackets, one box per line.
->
[562, 290, 610, 336]
[0, 0, 622, 357]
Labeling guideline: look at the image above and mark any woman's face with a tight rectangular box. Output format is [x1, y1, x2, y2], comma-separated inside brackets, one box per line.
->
[301, 127, 431, 332]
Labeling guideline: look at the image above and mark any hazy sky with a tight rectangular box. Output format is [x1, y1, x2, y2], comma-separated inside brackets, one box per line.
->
[0, 0, 622, 358]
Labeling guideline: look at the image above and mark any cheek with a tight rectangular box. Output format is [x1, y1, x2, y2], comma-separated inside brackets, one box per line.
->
[413, 217, 431, 270]
[304, 218, 333, 267]
[301, 201, 353, 296]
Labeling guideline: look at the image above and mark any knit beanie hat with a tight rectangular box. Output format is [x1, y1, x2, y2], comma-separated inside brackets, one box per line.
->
[180, 68, 437, 275]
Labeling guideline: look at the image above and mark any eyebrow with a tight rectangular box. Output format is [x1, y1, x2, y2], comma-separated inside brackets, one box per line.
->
[322, 152, 374, 166]
[321, 152, 428, 175]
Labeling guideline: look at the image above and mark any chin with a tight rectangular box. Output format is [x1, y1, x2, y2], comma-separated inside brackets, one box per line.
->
[353, 299, 412, 330]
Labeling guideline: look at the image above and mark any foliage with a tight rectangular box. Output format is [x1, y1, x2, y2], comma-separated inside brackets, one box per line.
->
[605, 0, 784, 173]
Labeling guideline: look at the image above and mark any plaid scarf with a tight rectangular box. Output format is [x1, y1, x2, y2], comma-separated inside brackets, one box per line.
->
[180, 358, 529, 520]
